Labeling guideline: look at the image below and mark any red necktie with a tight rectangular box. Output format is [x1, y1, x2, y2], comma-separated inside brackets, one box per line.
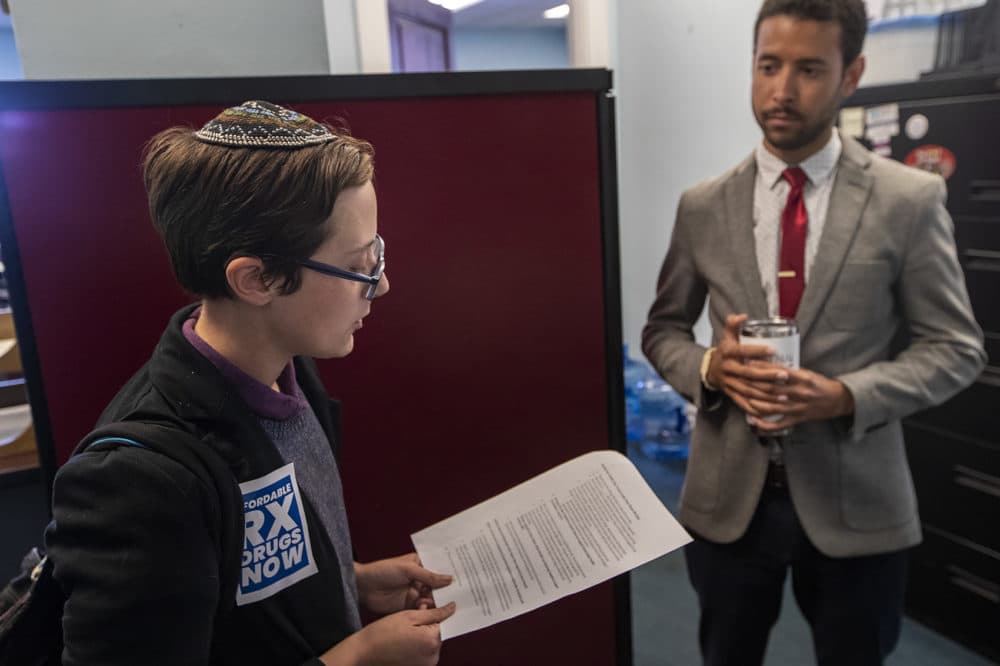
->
[779, 167, 808, 319]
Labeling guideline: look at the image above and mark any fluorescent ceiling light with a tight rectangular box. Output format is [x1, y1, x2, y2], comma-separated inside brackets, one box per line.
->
[427, 0, 485, 10]
[544, 3, 570, 19]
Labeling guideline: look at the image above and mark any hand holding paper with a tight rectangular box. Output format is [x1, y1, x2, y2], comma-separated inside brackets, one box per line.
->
[355, 553, 453, 615]
[411, 450, 691, 639]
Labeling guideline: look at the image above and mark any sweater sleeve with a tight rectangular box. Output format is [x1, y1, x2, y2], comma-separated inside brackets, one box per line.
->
[45, 446, 221, 666]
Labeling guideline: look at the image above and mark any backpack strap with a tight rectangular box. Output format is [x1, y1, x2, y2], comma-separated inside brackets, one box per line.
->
[87, 436, 147, 450]
[78, 421, 243, 619]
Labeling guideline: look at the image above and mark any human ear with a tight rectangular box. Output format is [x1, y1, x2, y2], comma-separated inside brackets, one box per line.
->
[841, 54, 865, 97]
[224, 256, 273, 306]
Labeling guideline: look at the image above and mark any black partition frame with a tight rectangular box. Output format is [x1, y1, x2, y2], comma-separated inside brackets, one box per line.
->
[0, 70, 630, 665]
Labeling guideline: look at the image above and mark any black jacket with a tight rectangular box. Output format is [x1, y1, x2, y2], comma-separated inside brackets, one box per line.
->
[46, 304, 354, 666]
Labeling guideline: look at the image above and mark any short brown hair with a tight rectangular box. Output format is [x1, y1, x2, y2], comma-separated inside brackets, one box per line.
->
[142, 122, 374, 298]
[754, 0, 868, 68]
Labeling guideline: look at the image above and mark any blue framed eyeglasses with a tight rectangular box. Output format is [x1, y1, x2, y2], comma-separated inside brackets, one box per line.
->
[298, 234, 385, 301]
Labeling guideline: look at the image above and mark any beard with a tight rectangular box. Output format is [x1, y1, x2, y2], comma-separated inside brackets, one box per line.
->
[755, 100, 839, 153]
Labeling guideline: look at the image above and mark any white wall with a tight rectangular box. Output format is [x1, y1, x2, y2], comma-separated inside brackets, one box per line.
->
[354, 0, 392, 73]
[452, 27, 568, 71]
[614, 0, 761, 353]
[568, 0, 611, 68]
[863, 16, 940, 85]
[325, 0, 363, 74]
[11, 0, 358, 79]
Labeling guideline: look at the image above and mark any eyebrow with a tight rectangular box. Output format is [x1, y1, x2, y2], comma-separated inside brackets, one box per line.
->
[757, 54, 829, 67]
[348, 238, 378, 254]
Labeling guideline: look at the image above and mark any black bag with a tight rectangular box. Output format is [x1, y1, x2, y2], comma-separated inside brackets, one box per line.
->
[0, 549, 63, 666]
[0, 422, 242, 666]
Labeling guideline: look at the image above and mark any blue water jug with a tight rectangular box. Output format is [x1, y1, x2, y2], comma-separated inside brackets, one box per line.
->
[639, 377, 690, 460]
[623, 345, 652, 443]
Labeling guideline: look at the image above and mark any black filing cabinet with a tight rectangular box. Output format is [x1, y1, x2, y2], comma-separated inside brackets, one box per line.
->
[846, 76, 1000, 662]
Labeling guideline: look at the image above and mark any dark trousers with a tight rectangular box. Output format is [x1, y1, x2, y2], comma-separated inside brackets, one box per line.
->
[684, 486, 909, 666]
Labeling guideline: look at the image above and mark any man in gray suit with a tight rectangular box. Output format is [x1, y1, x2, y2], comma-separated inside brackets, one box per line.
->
[642, 0, 986, 664]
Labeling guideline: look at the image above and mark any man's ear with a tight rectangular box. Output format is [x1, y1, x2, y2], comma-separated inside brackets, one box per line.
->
[841, 54, 865, 98]
[225, 256, 275, 306]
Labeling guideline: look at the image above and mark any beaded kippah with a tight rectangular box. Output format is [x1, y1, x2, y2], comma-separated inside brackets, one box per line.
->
[194, 100, 335, 148]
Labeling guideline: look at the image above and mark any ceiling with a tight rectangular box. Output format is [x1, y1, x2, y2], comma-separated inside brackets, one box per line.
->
[451, 0, 568, 28]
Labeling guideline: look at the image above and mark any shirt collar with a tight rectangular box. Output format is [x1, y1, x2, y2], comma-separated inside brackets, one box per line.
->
[755, 129, 842, 190]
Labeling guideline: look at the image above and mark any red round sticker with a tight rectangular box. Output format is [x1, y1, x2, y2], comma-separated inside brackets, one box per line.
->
[903, 145, 957, 180]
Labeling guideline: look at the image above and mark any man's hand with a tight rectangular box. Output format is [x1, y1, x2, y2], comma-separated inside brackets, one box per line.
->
[707, 314, 855, 430]
[356, 553, 452, 616]
[749, 367, 855, 433]
[707, 314, 791, 413]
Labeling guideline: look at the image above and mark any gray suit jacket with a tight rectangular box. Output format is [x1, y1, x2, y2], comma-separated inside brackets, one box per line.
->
[642, 133, 986, 557]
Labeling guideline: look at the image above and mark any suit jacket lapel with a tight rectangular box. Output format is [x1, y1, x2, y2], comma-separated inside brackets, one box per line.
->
[724, 155, 770, 319]
[796, 134, 874, 340]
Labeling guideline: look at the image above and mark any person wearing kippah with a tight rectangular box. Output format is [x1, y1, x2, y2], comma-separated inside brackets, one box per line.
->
[44, 101, 455, 666]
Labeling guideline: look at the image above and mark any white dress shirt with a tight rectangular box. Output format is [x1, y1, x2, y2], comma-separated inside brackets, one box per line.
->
[753, 131, 842, 317]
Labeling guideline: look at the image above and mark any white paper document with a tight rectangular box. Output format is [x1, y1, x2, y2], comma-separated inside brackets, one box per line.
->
[410, 450, 691, 640]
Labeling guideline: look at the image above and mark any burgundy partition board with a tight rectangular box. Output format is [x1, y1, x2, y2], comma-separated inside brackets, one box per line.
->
[0, 71, 626, 665]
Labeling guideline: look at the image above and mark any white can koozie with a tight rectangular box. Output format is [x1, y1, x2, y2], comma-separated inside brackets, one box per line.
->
[739, 318, 799, 427]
